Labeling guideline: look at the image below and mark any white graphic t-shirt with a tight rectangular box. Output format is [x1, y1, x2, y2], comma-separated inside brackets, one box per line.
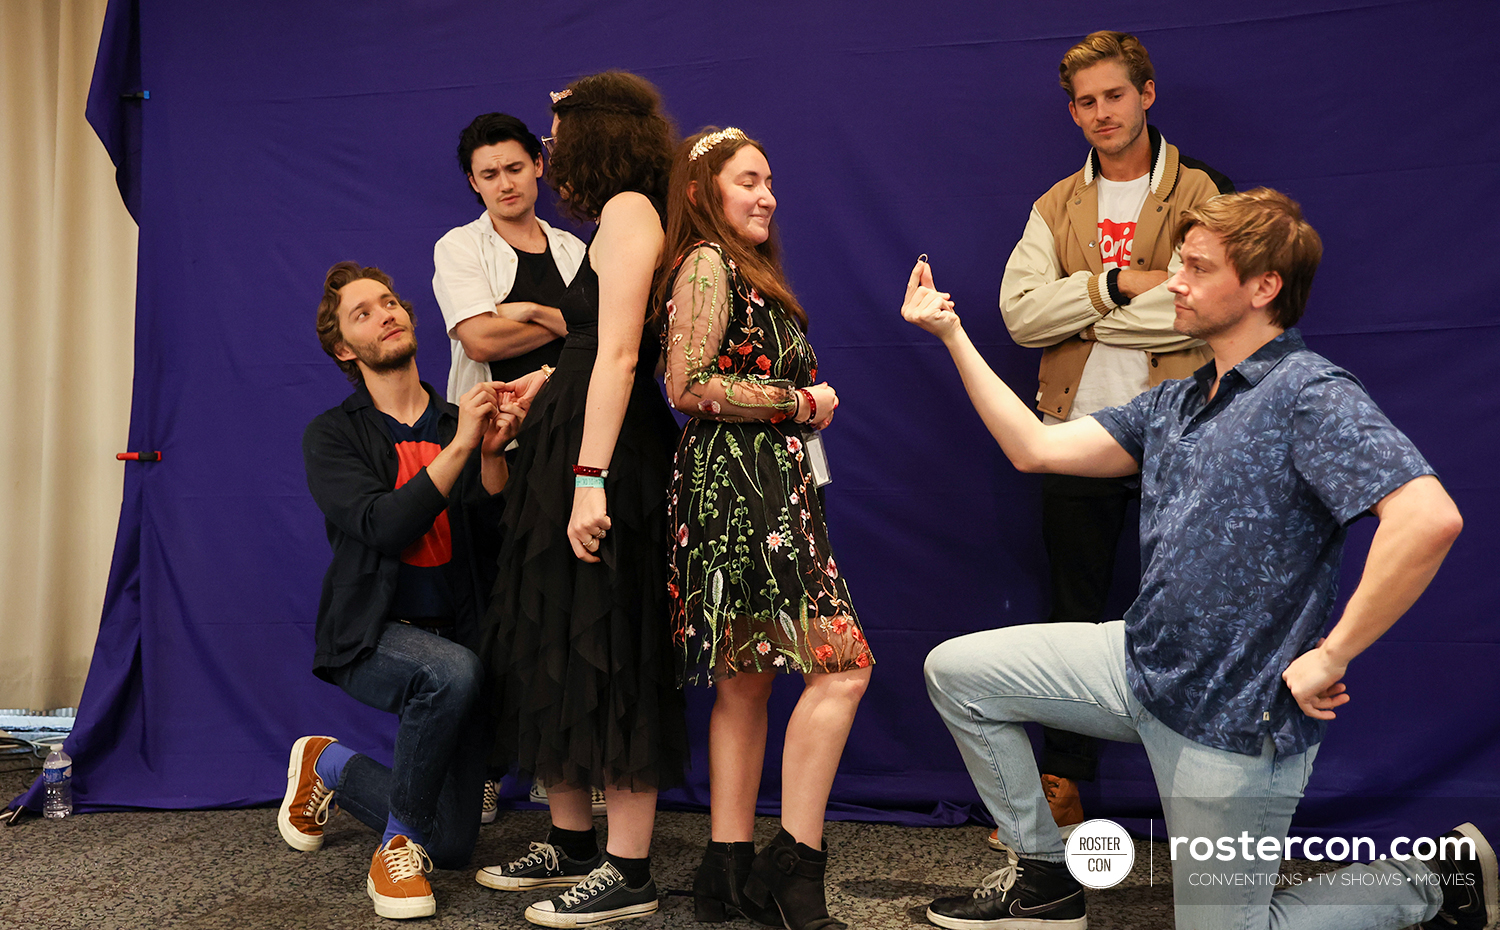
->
[1060, 173, 1153, 422]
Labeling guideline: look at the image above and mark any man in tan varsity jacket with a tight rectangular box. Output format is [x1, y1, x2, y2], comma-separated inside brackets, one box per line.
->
[996, 30, 1233, 841]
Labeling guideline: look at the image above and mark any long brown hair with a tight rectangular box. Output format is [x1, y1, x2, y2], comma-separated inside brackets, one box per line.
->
[654, 127, 805, 330]
[546, 71, 675, 222]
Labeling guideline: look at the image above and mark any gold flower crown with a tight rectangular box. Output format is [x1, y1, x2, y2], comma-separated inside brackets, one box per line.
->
[689, 127, 747, 162]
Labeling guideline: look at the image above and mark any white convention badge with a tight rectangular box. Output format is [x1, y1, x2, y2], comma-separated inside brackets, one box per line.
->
[804, 431, 832, 487]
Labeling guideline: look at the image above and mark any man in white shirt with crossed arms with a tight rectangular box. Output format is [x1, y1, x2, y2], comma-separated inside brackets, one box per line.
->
[434, 112, 585, 403]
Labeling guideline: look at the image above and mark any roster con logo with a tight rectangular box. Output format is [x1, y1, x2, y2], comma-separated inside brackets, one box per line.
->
[1065, 819, 1136, 889]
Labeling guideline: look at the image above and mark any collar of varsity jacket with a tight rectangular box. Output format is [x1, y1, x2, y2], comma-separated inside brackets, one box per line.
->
[1079, 125, 1179, 199]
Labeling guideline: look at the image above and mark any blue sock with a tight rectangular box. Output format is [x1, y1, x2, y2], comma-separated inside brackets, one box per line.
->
[314, 742, 355, 790]
[382, 813, 425, 848]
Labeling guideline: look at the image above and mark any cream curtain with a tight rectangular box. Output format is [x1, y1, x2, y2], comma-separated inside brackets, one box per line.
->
[0, 0, 138, 709]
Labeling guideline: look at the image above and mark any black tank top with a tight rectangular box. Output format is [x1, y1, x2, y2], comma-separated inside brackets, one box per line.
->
[490, 240, 568, 383]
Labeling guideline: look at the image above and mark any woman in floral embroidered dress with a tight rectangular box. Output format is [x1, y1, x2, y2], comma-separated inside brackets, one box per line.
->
[655, 127, 871, 930]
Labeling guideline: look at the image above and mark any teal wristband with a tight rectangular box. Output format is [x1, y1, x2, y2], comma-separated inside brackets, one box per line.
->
[575, 475, 605, 489]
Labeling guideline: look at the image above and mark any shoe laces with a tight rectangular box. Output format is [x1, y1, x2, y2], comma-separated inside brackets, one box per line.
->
[381, 839, 433, 882]
[512, 841, 562, 874]
[974, 847, 1022, 901]
[304, 778, 337, 826]
[558, 863, 622, 907]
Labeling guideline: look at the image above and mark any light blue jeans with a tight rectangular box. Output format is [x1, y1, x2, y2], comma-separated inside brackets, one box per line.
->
[924, 620, 1441, 930]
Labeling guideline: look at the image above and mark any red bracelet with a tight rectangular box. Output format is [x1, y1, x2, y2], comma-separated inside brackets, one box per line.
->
[572, 465, 609, 478]
[797, 388, 816, 424]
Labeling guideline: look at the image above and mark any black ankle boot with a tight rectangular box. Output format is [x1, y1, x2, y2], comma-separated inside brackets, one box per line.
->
[693, 841, 782, 925]
[742, 828, 847, 930]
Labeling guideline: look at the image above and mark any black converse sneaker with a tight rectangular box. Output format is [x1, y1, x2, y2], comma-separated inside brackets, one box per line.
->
[475, 841, 602, 891]
[926, 847, 1086, 930]
[1424, 823, 1498, 930]
[524, 862, 659, 927]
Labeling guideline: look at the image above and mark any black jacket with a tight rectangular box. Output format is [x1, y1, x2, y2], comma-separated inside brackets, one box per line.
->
[301, 381, 502, 678]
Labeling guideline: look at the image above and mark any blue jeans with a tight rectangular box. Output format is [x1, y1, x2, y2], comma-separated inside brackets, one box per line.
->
[924, 620, 1441, 930]
[324, 621, 489, 870]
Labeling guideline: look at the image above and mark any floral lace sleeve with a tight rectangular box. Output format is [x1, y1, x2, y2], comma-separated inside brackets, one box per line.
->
[663, 245, 798, 422]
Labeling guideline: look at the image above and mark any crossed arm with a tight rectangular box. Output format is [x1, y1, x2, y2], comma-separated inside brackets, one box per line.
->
[433, 233, 568, 363]
[1000, 208, 1197, 352]
[452, 302, 567, 362]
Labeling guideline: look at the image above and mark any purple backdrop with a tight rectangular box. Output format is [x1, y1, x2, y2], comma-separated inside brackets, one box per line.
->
[16, 0, 1499, 841]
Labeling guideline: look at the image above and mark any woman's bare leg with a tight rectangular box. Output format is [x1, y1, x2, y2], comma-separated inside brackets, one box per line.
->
[602, 786, 659, 859]
[780, 667, 871, 847]
[708, 671, 776, 842]
[546, 782, 593, 832]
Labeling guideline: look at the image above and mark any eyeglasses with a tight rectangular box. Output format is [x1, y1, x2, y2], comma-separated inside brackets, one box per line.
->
[541, 136, 555, 154]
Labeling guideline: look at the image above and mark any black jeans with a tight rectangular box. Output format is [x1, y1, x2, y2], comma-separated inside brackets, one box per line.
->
[1037, 472, 1139, 782]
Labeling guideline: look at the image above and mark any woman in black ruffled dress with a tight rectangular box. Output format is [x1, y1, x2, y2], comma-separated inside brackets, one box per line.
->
[658, 126, 872, 930]
[475, 72, 686, 929]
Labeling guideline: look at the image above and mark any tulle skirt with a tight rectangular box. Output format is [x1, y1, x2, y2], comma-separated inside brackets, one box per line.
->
[479, 347, 688, 791]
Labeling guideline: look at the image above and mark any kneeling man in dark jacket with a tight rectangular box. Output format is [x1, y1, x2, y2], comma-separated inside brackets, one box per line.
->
[280, 261, 523, 921]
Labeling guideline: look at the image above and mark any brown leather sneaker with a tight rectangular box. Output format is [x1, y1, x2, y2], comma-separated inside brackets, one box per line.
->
[985, 776, 1087, 851]
[1043, 774, 1085, 836]
[277, 735, 337, 851]
[367, 835, 436, 919]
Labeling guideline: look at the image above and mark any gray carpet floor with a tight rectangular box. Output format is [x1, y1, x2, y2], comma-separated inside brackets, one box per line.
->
[3, 763, 1357, 930]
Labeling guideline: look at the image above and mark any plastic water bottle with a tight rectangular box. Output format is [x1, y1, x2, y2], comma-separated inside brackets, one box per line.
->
[42, 744, 72, 819]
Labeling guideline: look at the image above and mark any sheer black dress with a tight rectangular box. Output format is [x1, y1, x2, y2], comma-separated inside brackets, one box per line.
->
[480, 195, 687, 791]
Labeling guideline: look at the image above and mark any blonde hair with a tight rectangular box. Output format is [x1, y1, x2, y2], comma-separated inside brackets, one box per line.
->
[1174, 188, 1324, 329]
[1059, 31, 1154, 99]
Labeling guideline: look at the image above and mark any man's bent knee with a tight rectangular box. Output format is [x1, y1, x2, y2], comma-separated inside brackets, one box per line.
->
[924, 637, 966, 709]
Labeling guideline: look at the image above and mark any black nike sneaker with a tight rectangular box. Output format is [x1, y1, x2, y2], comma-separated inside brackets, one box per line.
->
[926, 847, 1086, 930]
[1423, 823, 1498, 930]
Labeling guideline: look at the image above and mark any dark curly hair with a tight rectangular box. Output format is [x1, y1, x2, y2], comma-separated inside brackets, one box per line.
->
[315, 261, 415, 383]
[547, 71, 675, 222]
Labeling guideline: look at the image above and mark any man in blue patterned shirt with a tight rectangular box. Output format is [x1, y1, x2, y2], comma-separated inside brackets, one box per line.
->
[903, 189, 1491, 930]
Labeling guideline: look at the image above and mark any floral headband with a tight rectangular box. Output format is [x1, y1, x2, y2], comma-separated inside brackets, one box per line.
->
[689, 127, 747, 162]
